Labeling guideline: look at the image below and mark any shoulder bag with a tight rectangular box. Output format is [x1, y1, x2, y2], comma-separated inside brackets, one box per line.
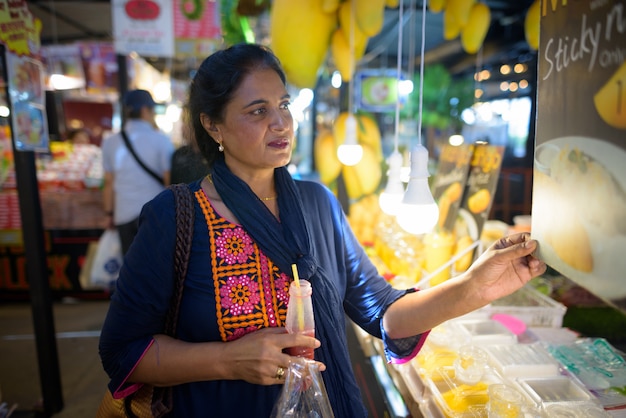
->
[96, 183, 195, 418]
[120, 130, 164, 186]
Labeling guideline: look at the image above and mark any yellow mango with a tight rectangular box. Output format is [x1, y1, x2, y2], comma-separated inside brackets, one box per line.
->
[454, 235, 474, 272]
[355, 114, 383, 159]
[443, 181, 463, 202]
[441, 382, 489, 413]
[331, 28, 354, 82]
[437, 182, 462, 229]
[594, 61, 626, 129]
[461, 2, 491, 54]
[342, 145, 382, 200]
[443, 7, 462, 40]
[270, 0, 337, 88]
[524, 0, 540, 50]
[467, 188, 491, 214]
[321, 0, 341, 13]
[333, 112, 383, 159]
[429, 0, 447, 13]
[314, 129, 342, 185]
[446, 0, 476, 29]
[355, 0, 386, 37]
[338, 0, 369, 59]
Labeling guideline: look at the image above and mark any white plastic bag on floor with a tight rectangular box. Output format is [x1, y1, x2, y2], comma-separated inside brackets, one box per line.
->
[89, 229, 123, 289]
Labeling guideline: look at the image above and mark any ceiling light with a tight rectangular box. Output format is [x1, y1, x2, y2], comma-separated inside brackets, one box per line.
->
[337, 113, 363, 166]
[379, 150, 405, 215]
[396, 144, 439, 235]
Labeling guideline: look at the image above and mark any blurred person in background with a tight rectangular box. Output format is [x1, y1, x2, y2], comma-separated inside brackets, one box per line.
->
[170, 106, 210, 184]
[101, 89, 174, 254]
[67, 127, 91, 145]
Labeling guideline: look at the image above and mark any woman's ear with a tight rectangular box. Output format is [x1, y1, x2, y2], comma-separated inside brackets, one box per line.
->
[200, 114, 220, 137]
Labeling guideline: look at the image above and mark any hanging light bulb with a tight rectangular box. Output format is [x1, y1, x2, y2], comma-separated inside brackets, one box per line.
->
[379, 0, 406, 214]
[337, 113, 363, 166]
[396, 143, 439, 235]
[379, 150, 405, 215]
[336, 0, 362, 167]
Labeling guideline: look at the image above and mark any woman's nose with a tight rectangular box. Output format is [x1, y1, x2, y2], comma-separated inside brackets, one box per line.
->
[270, 109, 292, 130]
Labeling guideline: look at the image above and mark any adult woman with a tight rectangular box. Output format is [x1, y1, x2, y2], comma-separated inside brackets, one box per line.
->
[99, 44, 546, 417]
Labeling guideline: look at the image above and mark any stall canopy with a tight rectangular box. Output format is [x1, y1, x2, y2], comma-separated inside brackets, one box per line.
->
[28, 0, 536, 82]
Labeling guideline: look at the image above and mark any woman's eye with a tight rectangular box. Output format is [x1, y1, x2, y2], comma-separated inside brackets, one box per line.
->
[251, 108, 266, 115]
[281, 102, 291, 110]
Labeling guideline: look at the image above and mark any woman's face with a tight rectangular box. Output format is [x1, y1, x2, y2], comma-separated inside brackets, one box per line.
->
[210, 68, 293, 178]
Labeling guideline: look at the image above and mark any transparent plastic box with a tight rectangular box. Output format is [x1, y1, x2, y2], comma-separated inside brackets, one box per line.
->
[515, 375, 597, 409]
[426, 365, 504, 417]
[483, 284, 567, 328]
[455, 318, 518, 346]
[548, 338, 626, 409]
[484, 343, 560, 379]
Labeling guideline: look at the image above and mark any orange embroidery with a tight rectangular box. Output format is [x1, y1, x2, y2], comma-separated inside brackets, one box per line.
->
[195, 190, 289, 342]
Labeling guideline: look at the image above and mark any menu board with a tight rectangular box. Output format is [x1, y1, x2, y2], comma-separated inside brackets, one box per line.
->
[431, 143, 474, 233]
[532, 1, 626, 312]
[5, 52, 49, 152]
[457, 144, 504, 241]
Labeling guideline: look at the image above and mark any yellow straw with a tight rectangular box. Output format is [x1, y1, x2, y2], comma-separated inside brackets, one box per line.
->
[291, 264, 301, 288]
[291, 264, 305, 330]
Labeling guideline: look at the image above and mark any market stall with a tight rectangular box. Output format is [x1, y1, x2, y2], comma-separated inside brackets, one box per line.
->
[0, 140, 107, 299]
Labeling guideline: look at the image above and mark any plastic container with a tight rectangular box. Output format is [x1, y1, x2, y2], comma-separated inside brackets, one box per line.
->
[482, 284, 567, 328]
[542, 402, 611, 417]
[515, 375, 596, 409]
[455, 319, 518, 346]
[487, 384, 525, 418]
[426, 365, 504, 417]
[484, 343, 560, 379]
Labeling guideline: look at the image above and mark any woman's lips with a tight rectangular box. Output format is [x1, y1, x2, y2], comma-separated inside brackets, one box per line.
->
[268, 139, 290, 149]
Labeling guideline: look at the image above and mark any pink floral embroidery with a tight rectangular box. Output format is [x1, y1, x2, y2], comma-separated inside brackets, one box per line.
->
[215, 227, 254, 264]
[228, 326, 259, 342]
[220, 275, 260, 316]
[275, 273, 290, 304]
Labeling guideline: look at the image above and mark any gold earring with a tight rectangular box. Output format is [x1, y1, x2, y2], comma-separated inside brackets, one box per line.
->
[218, 142, 224, 152]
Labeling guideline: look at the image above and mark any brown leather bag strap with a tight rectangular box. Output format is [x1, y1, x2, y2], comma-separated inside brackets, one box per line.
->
[125, 183, 195, 418]
[164, 183, 195, 335]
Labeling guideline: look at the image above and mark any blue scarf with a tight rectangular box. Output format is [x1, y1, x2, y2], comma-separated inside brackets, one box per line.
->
[212, 159, 366, 418]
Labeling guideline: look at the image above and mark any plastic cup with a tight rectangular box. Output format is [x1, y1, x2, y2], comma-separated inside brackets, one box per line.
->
[487, 384, 523, 418]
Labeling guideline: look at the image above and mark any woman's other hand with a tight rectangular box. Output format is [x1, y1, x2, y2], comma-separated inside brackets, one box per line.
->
[224, 327, 324, 385]
[466, 232, 547, 305]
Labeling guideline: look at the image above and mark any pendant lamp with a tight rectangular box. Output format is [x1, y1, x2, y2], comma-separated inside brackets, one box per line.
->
[337, 0, 363, 167]
[395, 0, 439, 235]
[378, 0, 408, 215]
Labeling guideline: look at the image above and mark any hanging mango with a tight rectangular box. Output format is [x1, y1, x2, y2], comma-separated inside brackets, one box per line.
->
[461, 2, 491, 54]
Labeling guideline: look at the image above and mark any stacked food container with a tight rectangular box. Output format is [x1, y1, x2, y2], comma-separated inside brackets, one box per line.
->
[373, 284, 626, 417]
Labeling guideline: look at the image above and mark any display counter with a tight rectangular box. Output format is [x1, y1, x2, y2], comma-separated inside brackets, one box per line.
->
[0, 142, 107, 300]
[351, 283, 626, 417]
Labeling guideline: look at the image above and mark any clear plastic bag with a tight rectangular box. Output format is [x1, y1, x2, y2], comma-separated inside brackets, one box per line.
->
[271, 358, 334, 418]
[89, 229, 123, 289]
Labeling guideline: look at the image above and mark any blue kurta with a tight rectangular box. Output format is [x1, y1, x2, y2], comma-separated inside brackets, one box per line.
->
[99, 179, 426, 417]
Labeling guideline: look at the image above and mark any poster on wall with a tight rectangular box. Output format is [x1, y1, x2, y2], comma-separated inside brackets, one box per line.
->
[431, 143, 474, 233]
[111, 0, 174, 58]
[532, 1, 626, 312]
[173, 0, 222, 58]
[79, 42, 119, 94]
[5, 52, 49, 152]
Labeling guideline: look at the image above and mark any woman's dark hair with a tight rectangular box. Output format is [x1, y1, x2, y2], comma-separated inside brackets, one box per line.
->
[188, 43, 286, 167]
